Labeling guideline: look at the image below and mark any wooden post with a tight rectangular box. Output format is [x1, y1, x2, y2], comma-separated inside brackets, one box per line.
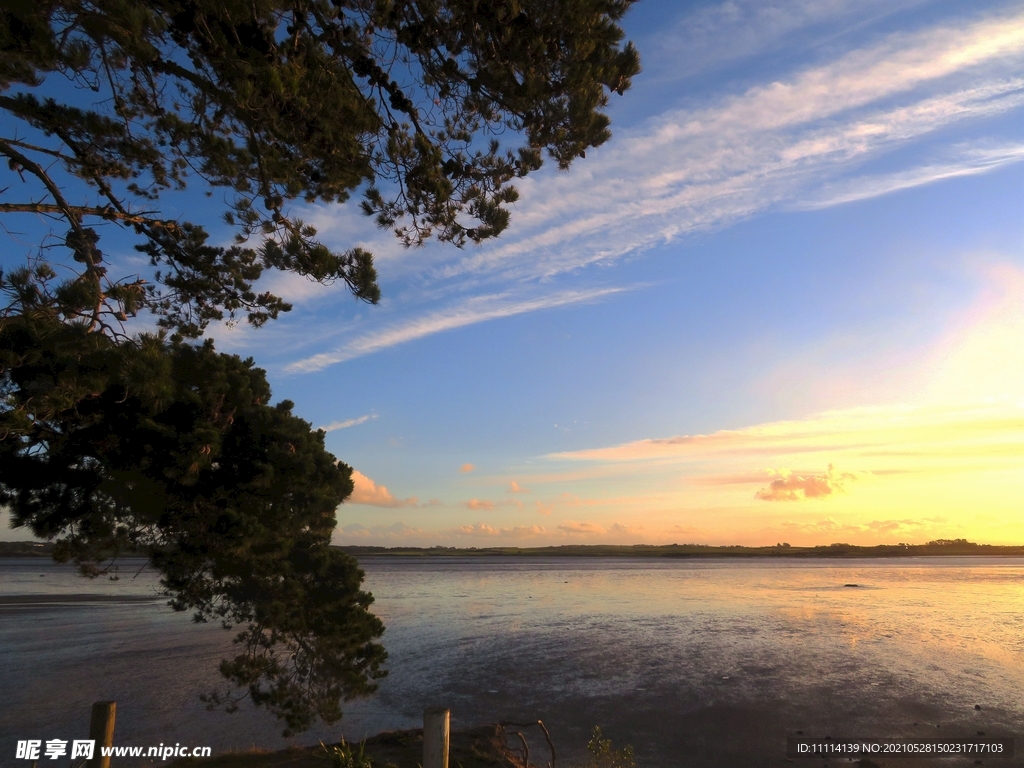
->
[87, 701, 116, 768]
[423, 707, 450, 768]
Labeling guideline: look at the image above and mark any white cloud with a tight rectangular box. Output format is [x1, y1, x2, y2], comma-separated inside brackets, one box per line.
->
[334, 521, 424, 543]
[455, 523, 547, 539]
[320, 414, 377, 432]
[338, 521, 549, 545]
[802, 142, 1024, 207]
[609, 522, 644, 535]
[697, 13, 1024, 130]
[548, 402, 1024, 465]
[557, 520, 605, 536]
[261, 7, 1024, 379]
[434, 10, 1024, 283]
[645, 0, 935, 83]
[286, 287, 626, 372]
[755, 464, 861, 501]
[772, 516, 945, 535]
[348, 470, 418, 507]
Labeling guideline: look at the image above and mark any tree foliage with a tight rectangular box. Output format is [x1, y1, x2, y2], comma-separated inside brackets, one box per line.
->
[586, 727, 635, 768]
[1, 0, 640, 336]
[0, 0, 640, 735]
[0, 270, 386, 734]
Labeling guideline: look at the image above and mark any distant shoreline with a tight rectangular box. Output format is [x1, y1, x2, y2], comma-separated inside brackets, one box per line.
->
[337, 539, 1024, 558]
[5, 538, 1024, 559]
[0, 541, 55, 557]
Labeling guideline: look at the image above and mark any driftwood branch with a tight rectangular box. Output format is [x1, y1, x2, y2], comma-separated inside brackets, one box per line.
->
[513, 732, 529, 768]
[499, 720, 556, 768]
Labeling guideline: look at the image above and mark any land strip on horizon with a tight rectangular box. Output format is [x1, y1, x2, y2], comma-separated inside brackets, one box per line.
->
[334, 539, 1024, 558]
[5, 539, 1024, 559]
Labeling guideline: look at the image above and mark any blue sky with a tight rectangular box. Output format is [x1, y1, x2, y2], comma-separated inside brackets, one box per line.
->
[6, 0, 1024, 546]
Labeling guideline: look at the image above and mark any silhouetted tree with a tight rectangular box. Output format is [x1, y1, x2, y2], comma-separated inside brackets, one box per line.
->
[1, 0, 640, 336]
[0, 0, 640, 733]
[0, 276, 386, 733]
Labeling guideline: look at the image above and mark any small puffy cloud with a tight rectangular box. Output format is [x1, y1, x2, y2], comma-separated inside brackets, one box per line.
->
[666, 524, 704, 540]
[755, 464, 859, 502]
[381, 522, 421, 537]
[460, 463, 475, 473]
[459, 523, 500, 536]
[335, 521, 424, 542]
[864, 517, 942, 534]
[349, 470, 418, 507]
[465, 498, 495, 511]
[558, 520, 605, 535]
[535, 501, 553, 516]
[320, 414, 377, 432]
[508, 481, 529, 494]
[773, 515, 949, 539]
[778, 517, 844, 533]
[609, 522, 643, 535]
[455, 523, 547, 539]
[770, 514, 954, 544]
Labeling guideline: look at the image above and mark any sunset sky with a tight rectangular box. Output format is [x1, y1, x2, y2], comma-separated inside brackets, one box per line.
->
[6, 0, 1024, 546]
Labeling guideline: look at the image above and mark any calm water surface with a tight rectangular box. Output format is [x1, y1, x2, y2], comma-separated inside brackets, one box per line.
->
[2, 556, 1023, 766]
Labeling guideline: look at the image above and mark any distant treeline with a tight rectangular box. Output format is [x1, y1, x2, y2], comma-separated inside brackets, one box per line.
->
[0, 541, 54, 557]
[336, 539, 1024, 558]
[6, 538, 1024, 559]
[0, 540, 148, 558]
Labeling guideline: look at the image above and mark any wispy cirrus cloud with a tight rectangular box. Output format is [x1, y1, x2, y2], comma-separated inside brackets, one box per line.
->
[557, 521, 606, 536]
[320, 414, 377, 432]
[435, 9, 1024, 283]
[548, 403, 1024, 465]
[803, 142, 1024, 208]
[644, 0, 935, 84]
[286, 287, 626, 373]
[276, 8, 1024, 375]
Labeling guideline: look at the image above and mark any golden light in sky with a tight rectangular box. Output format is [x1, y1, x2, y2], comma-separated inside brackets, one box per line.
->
[507, 263, 1024, 546]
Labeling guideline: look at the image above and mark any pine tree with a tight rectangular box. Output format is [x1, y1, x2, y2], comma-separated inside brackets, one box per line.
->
[0, 276, 385, 733]
[1, 0, 640, 336]
[0, 0, 640, 733]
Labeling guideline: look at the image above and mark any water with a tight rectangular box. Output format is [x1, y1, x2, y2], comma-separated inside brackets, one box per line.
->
[2, 556, 1023, 766]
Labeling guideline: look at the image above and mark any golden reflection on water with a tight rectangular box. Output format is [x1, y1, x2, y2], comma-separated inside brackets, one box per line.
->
[367, 556, 1024, 716]
[4, 555, 1024, 764]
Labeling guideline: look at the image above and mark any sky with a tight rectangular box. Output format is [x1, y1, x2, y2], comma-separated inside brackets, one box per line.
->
[6, 0, 1024, 547]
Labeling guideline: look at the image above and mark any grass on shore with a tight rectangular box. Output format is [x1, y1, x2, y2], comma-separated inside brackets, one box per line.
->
[169, 726, 522, 768]
[168, 724, 639, 768]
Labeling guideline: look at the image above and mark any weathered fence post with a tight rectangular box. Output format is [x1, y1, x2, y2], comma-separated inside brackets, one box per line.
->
[423, 707, 450, 768]
[87, 701, 116, 768]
